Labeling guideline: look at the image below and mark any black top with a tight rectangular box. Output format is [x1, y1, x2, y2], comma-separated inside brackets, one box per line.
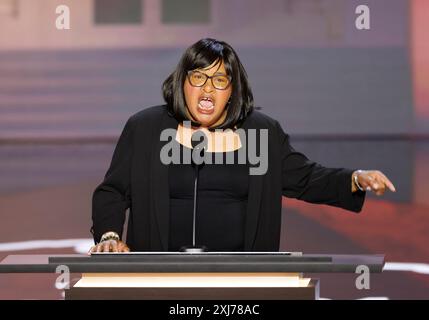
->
[168, 140, 249, 251]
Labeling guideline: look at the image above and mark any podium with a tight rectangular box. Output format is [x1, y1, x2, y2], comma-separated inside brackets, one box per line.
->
[0, 253, 385, 300]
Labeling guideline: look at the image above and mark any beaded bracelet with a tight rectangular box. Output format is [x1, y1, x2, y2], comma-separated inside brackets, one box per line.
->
[100, 231, 120, 243]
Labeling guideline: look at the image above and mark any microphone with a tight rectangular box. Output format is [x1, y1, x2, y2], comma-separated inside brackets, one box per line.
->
[180, 131, 209, 253]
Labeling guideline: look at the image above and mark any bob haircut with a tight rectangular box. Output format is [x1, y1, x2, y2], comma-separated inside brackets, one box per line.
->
[162, 38, 254, 129]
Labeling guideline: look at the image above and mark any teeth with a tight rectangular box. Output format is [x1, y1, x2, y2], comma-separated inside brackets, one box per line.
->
[198, 96, 214, 111]
[198, 103, 214, 109]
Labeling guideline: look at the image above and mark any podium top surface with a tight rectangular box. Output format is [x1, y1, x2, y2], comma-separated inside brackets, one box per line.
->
[0, 253, 385, 273]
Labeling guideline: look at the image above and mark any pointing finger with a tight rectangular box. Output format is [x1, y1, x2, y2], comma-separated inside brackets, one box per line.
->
[383, 177, 396, 192]
[376, 172, 396, 192]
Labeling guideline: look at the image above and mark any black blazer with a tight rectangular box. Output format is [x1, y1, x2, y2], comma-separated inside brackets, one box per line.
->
[92, 105, 365, 251]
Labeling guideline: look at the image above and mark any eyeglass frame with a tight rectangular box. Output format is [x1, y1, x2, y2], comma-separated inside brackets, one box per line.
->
[186, 70, 232, 90]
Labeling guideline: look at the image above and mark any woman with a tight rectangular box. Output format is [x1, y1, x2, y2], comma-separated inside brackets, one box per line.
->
[89, 38, 395, 253]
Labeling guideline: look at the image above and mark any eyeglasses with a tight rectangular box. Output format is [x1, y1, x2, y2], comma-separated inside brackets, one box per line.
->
[187, 70, 232, 90]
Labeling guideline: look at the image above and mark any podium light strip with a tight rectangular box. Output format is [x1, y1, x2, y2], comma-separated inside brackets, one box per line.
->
[74, 274, 311, 288]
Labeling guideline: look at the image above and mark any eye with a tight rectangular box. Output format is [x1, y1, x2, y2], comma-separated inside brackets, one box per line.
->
[214, 76, 228, 84]
[192, 72, 205, 80]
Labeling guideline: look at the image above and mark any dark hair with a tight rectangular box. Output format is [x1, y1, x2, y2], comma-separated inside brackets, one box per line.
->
[162, 38, 254, 129]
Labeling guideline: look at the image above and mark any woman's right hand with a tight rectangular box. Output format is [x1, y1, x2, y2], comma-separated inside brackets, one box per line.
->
[88, 240, 130, 254]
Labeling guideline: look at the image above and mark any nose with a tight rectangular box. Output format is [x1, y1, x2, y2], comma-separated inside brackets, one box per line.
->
[202, 79, 214, 93]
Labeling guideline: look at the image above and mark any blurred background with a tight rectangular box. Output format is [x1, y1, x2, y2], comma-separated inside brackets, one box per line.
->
[0, 0, 428, 299]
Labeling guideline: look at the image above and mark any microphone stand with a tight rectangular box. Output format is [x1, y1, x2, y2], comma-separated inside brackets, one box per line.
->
[180, 131, 208, 253]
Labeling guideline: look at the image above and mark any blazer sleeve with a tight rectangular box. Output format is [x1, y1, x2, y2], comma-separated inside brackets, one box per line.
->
[277, 122, 366, 213]
[91, 116, 135, 243]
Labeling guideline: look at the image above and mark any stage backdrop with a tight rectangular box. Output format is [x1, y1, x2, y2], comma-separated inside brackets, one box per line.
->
[0, 0, 419, 138]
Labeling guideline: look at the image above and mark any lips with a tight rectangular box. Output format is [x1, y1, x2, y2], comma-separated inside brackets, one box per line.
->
[197, 96, 215, 115]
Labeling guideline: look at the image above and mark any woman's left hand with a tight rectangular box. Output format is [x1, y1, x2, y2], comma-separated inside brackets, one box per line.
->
[352, 170, 396, 196]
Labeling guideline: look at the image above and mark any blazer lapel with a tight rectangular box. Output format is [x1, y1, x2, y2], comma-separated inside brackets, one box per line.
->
[242, 116, 264, 250]
[150, 110, 177, 251]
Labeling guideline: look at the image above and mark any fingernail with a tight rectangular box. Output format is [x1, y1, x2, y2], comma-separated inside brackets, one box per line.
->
[373, 183, 379, 189]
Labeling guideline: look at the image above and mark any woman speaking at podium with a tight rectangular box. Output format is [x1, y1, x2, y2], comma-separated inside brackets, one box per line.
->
[89, 38, 395, 253]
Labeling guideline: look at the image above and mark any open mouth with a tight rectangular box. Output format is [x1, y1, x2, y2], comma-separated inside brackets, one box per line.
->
[197, 96, 215, 114]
